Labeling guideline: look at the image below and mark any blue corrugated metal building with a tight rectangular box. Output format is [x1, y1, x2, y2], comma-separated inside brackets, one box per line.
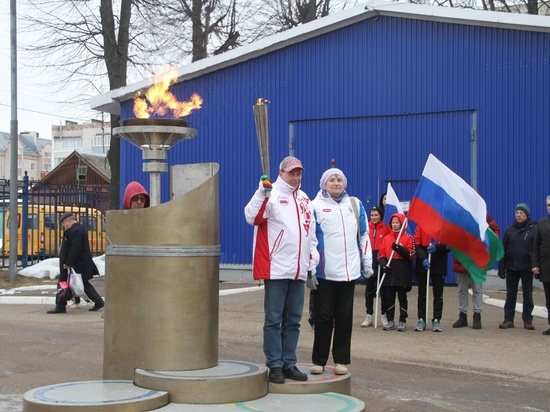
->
[92, 1, 550, 283]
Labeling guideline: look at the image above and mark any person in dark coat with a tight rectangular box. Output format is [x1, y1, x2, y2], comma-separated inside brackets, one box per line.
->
[414, 225, 449, 332]
[498, 203, 537, 330]
[47, 212, 104, 314]
[378, 213, 415, 332]
[532, 195, 550, 336]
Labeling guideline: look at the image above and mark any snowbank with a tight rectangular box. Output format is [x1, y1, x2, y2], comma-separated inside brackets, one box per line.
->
[18, 254, 106, 280]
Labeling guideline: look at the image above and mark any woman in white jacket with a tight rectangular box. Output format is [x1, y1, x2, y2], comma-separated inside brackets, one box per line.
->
[310, 167, 372, 375]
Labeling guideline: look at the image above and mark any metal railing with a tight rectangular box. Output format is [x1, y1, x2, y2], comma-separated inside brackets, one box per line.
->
[0, 176, 110, 268]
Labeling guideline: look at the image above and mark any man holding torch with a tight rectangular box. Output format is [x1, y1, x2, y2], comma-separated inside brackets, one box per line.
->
[244, 156, 319, 384]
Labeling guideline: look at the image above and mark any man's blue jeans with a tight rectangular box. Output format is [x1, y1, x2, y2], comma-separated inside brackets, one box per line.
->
[504, 270, 534, 323]
[263, 279, 305, 369]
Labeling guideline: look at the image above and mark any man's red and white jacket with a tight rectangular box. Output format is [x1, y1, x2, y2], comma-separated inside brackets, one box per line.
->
[245, 177, 319, 281]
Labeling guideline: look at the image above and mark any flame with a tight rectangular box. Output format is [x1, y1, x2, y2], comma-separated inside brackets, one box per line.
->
[133, 67, 203, 119]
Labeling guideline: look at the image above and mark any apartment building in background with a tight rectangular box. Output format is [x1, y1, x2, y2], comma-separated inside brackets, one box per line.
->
[52, 119, 111, 168]
[0, 131, 52, 181]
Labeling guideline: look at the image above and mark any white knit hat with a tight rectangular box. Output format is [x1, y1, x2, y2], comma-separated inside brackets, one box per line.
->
[320, 168, 347, 190]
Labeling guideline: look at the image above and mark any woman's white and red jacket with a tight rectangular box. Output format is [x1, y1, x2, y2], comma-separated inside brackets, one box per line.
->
[244, 177, 319, 281]
[311, 191, 372, 282]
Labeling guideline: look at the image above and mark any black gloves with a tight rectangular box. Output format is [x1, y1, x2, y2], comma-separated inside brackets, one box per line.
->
[381, 265, 392, 274]
[498, 270, 506, 279]
[392, 243, 410, 260]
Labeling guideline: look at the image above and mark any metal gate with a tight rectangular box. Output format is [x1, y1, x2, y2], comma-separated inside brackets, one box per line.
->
[0, 176, 110, 268]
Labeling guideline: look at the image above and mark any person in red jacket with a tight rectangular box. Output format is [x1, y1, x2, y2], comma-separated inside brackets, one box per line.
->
[361, 206, 390, 328]
[452, 212, 500, 330]
[378, 213, 415, 331]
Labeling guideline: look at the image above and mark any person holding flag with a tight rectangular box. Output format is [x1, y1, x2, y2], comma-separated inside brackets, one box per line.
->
[413, 225, 449, 332]
[407, 154, 503, 331]
[378, 213, 415, 331]
[450, 212, 500, 330]
[361, 206, 390, 328]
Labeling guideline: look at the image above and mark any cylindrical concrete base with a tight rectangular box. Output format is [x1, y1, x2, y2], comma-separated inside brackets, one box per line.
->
[22, 380, 168, 412]
[267, 364, 352, 396]
[135, 360, 268, 404]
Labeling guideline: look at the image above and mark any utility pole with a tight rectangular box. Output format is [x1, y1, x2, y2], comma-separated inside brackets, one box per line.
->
[9, 0, 19, 282]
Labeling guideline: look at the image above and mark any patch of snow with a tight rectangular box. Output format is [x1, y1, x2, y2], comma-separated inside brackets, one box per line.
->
[18, 255, 106, 279]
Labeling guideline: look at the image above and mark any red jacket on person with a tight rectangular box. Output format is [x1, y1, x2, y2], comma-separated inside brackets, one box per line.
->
[369, 220, 390, 252]
[378, 213, 415, 287]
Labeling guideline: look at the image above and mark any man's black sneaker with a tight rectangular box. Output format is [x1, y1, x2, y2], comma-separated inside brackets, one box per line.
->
[47, 305, 66, 314]
[268, 367, 285, 384]
[89, 302, 105, 312]
[283, 366, 308, 381]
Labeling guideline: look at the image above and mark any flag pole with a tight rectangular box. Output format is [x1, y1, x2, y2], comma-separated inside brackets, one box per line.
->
[374, 265, 381, 329]
[426, 252, 432, 323]
[376, 218, 408, 297]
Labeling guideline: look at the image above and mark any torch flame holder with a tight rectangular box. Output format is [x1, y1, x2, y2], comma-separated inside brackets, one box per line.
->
[113, 123, 197, 207]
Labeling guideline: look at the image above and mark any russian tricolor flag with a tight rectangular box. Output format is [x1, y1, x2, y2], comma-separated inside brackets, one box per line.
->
[407, 154, 503, 280]
[383, 182, 404, 226]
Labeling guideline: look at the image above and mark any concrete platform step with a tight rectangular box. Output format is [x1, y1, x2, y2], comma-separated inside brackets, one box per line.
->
[268, 363, 351, 395]
[152, 392, 365, 411]
[135, 360, 268, 404]
[22, 380, 169, 412]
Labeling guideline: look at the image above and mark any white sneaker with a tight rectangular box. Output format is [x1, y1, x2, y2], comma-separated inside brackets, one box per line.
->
[69, 303, 81, 309]
[334, 364, 348, 375]
[310, 364, 324, 374]
[381, 314, 389, 327]
[361, 314, 373, 328]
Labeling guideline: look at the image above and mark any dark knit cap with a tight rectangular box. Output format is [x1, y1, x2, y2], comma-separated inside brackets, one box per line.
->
[515, 203, 530, 217]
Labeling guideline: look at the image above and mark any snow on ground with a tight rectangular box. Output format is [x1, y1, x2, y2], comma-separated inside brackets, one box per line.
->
[0, 284, 57, 295]
[17, 254, 106, 280]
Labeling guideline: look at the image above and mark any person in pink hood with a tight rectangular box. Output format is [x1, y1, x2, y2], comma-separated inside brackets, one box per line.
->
[123, 181, 150, 209]
[377, 213, 415, 332]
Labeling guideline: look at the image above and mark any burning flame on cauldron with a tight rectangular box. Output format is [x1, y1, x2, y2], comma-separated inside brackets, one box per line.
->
[133, 67, 203, 119]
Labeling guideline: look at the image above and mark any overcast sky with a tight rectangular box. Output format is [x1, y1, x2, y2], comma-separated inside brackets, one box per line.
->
[0, 3, 102, 140]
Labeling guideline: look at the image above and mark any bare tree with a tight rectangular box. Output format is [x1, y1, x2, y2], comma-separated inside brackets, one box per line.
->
[412, 0, 548, 14]
[258, 0, 359, 32]
[143, 0, 265, 63]
[19, 0, 171, 209]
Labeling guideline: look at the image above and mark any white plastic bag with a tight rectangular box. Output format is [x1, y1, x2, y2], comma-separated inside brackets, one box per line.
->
[69, 268, 85, 297]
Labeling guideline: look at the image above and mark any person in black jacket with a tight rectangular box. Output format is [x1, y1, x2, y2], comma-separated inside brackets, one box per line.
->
[47, 212, 105, 314]
[414, 226, 449, 332]
[532, 195, 550, 336]
[498, 203, 537, 330]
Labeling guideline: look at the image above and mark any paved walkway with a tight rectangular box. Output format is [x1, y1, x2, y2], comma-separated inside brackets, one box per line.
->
[1, 277, 550, 412]
[1, 277, 548, 322]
